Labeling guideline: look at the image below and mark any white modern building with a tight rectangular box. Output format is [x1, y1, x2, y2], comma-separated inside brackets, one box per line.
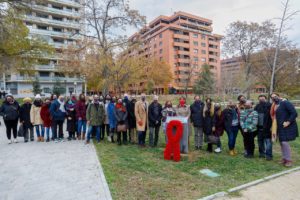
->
[2, 0, 84, 98]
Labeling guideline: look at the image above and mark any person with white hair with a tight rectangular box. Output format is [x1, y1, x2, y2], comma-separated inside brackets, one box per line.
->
[30, 94, 44, 142]
[239, 100, 258, 158]
[135, 93, 148, 147]
[148, 95, 162, 147]
[50, 95, 66, 142]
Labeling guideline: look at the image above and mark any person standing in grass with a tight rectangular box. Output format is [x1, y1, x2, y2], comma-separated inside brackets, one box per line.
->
[148, 95, 163, 147]
[254, 95, 273, 160]
[128, 97, 137, 144]
[223, 101, 240, 156]
[203, 98, 215, 153]
[30, 94, 44, 142]
[65, 98, 77, 141]
[40, 98, 52, 142]
[161, 101, 176, 142]
[0, 94, 20, 144]
[270, 93, 298, 167]
[103, 95, 111, 141]
[135, 93, 148, 147]
[237, 94, 247, 156]
[190, 95, 205, 150]
[239, 100, 258, 158]
[213, 103, 224, 153]
[114, 98, 128, 145]
[20, 97, 34, 142]
[86, 95, 105, 144]
[108, 96, 117, 143]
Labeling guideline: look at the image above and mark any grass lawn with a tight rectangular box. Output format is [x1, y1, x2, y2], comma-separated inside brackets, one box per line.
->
[94, 118, 300, 200]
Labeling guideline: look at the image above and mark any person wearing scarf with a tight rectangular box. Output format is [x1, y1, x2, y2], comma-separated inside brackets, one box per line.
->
[190, 95, 205, 150]
[30, 94, 45, 142]
[40, 98, 52, 142]
[203, 98, 215, 152]
[65, 98, 77, 141]
[50, 95, 66, 142]
[114, 98, 128, 145]
[270, 93, 298, 167]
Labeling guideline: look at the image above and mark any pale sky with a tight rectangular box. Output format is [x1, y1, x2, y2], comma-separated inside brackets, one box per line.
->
[128, 0, 300, 50]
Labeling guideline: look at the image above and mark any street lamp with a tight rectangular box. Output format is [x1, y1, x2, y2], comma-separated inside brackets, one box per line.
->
[74, 81, 77, 95]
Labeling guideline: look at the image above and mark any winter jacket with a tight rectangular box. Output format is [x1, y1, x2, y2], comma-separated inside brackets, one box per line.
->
[161, 107, 176, 122]
[148, 102, 163, 127]
[65, 102, 77, 132]
[240, 109, 258, 133]
[75, 100, 87, 121]
[114, 104, 128, 126]
[254, 102, 272, 138]
[223, 107, 240, 131]
[203, 109, 214, 136]
[30, 102, 43, 125]
[190, 101, 204, 127]
[275, 100, 298, 142]
[40, 104, 52, 128]
[127, 100, 136, 129]
[20, 103, 33, 128]
[108, 102, 117, 129]
[50, 100, 66, 121]
[135, 100, 149, 131]
[0, 101, 19, 121]
[86, 102, 105, 126]
[213, 111, 224, 137]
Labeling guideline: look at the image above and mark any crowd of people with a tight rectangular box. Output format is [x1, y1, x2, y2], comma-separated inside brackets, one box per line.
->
[0, 92, 298, 167]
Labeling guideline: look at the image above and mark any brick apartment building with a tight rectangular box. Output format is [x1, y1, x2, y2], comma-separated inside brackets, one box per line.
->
[128, 11, 222, 94]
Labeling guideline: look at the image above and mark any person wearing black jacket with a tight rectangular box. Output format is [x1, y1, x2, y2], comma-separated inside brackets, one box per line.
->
[148, 95, 162, 147]
[0, 94, 20, 144]
[128, 97, 137, 144]
[190, 95, 205, 150]
[20, 98, 34, 142]
[254, 95, 273, 160]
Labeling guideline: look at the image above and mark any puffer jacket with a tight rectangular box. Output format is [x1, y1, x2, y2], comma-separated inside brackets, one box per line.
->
[0, 101, 19, 121]
[30, 102, 43, 125]
[240, 109, 258, 133]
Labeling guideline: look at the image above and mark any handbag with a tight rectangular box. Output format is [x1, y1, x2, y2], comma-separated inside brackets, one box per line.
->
[117, 124, 127, 132]
[18, 124, 24, 137]
[207, 134, 219, 144]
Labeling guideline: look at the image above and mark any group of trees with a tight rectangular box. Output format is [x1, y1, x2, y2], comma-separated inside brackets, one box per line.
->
[223, 0, 299, 98]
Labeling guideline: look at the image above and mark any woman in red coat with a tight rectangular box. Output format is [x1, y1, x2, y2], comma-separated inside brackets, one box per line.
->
[213, 103, 225, 153]
[40, 98, 52, 142]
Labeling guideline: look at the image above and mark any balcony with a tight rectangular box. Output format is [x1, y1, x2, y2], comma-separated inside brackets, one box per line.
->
[173, 42, 190, 48]
[175, 50, 190, 55]
[47, 0, 82, 8]
[31, 4, 81, 18]
[28, 27, 80, 39]
[176, 58, 190, 63]
[173, 34, 189, 40]
[24, 15, 80, 29]
[15, 76, 83, 82]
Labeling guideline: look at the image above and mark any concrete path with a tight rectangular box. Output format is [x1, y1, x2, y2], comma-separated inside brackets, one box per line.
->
[217, 170, 300, 200]
[0, 119, 112, 200]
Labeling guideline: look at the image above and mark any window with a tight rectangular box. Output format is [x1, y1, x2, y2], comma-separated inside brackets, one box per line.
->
[53, 27, 62, 32]
[201, 50, 206, 54]
[43, 88, 51, 93]
[159, 33, 163, 38]
[36, 13, 48, 18]
[39, 72, 50, 77]
[201, 34, 206, 39]
[37, 25, 47, 30]
[159, 41, 163, 46]
[201, 58, 206, 62]
[193, 49, 198, 54]
[193, 33, 198, 38]
[201, 43, 206, 47]
[194, 57, 199, 62]
[53, 16, 63, 21]
[52, 5, 63, 10]
[193, 41, 198, 46]
[159, 49, 163, 54]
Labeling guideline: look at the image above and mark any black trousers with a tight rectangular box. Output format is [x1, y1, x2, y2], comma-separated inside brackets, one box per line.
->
[52, 120, 64, 139]
[244, 131, 255, 156]
[117, 131, 127, 144]
[4, 120, 18, 140]
[101, 124, 110, 139]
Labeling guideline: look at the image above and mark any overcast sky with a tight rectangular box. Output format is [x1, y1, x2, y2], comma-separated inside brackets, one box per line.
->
[128, 0, 300, 48]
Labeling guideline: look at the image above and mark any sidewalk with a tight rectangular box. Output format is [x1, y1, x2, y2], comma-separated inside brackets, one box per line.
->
[0, 120, 112, 200]
[216, 169, 300, 200]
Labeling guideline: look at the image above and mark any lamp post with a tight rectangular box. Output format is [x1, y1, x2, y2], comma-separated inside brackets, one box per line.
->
[74, 81, 77, 95]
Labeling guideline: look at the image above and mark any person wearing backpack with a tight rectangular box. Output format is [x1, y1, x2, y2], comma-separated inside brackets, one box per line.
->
[254, 95, 273, 160]
[240, 100, 258, 158]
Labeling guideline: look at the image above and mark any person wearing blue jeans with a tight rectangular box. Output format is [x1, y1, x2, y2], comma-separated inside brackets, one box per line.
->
[226, 125, 239, 151]
[78, 120, 87, 137]
[87, 126, 101, 142]
[35, 125, 45, 139]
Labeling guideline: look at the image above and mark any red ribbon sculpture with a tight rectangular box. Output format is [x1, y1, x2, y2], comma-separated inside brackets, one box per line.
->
[164, 120, 183, 162]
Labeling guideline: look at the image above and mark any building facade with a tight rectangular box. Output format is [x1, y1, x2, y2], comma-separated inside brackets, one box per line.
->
[128, 11, 222, 94]
[2, 0, 84, 98]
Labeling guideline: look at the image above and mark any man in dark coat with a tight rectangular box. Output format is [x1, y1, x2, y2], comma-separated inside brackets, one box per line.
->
[254, 95, 273, 160]
[50, 95, 66, 142]
[20, 97, 34, 142]
[148, 95, 162, 147]
[190, 95, 205, 150]
[127, 97, 137, 143]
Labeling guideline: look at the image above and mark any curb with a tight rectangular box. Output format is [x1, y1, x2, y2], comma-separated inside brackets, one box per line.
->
[198, 166, 300, 200]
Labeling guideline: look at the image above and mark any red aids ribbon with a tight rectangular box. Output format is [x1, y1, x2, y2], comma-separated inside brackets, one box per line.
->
[164, 120, 183, 162]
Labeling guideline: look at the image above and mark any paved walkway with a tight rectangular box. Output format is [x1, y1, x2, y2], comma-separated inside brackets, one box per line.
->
[217, 170, 300, 200]
[0, 119, 112, 200]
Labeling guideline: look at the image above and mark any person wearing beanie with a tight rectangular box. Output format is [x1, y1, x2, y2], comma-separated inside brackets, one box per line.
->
[30, 94, 44, 142]
[20, 97, 34, 142]
[148, 95, 162, 147]
[40, 98, 52, 142]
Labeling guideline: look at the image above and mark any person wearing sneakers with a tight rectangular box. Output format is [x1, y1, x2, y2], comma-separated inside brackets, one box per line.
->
[270, 93, 298, 167]
[223, 101, 240, 156]
[86, 95, 105, 144]
[76, 94, 87, 140]
[239, 100, 258, 158]
[50, 95, 66, 142]
[0, 94, 20, 144]
[107, 96, 117, 143]
[20, 97, 34, 142]
[30, 94, 45, 142]
[213, 103, 224, 153]
[40, 98, 52, 142]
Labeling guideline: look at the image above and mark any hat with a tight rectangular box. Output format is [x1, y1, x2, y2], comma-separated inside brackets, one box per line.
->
[23, 97, 32, 103]
[35, 94, 41, 99]
[153, 95, 159, 101]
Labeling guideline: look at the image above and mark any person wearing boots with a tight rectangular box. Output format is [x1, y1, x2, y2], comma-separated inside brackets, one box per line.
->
[128, 97, 137, 144]
[76, 94, 87, 140]
[135, 93, 149, 147]
[148, 95, 162, 147]
[213, 103, 224, 153]
[40, 98, 52, 142]
[203, 98, 215, 153]
[108, 96, 117, 143]
[50, 95, 66, 142]
[20, 97, 34, 142]
[65, 98, 77, 141]
[114, 98, 128, 145]
[190, 95, 205, 150]
[30, 94, 44, 142]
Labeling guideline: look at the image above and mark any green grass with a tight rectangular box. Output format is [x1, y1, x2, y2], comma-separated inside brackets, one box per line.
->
[94, 121, 300, 200]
